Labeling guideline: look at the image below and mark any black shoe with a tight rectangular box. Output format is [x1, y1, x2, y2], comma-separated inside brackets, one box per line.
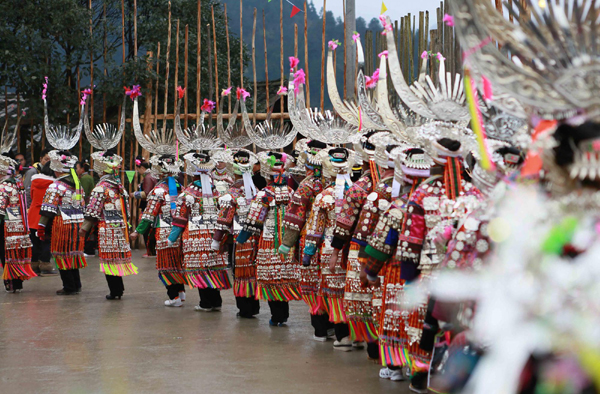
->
[56, 289, 77, 295]
[76, 287, 82, 294]
[106, 294, 122, 300]
[236, 312, 255, 319]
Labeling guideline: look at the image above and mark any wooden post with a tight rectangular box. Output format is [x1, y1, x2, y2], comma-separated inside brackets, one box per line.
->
[240, 0, 244, 87]
[207, 24, 214, 101]
[263, 10, 269, 108]
[304, 0, 310, 107]
[211, 6, 219, 109]
[224, 4, 232, 113]
[196, 0, 201, 122]
[184, 25, 189, 129]
[174, 19, 180, 117]
[153, 42, 161, 133]
[16, 90, 20, 151]
[134, 0, 138, 56]
[343, 0, 346, 98]
[163, 2, 172, 134]
[89, 0, 94, 160]
[121, 0, 126, 158]
[280, 0, 284, 119]
[77, 66, 82, 158]
[252, 8, 257, 126]
[320, 0, 327, 112]
[103, 1, 107, 124]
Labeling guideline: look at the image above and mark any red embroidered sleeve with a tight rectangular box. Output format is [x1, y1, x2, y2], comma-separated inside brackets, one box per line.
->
[242, 189, 271, 235]
[172, 191, 191, 229]
[331, 175, 372, 250]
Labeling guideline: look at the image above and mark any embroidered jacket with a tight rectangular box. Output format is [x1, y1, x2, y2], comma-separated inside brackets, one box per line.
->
[85, 175, 130, 224]
[330, 170, 374, 250]
[214, 179, 251, 241]
[281, 171, 324, 248]
[135, 178, 181, 250]
[0, 178, 32, 255]
[212, 169, 234, 197]
[171, 181, 219, 233]
[39, 175, 85, 224]
[242, 180, 293, 237]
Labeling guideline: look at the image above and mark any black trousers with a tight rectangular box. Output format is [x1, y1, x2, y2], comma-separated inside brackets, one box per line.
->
[268, 300, 289, 324]
[311, 313, 334, 337]
[367, 341, 380, 360]
[59, 269, 81, 293]
[236, 296, 260, 318]
[84, 226, 97, 256]
[30, 229, 52, 263]
[334, 323, 350, 341]
[0, 225, 23, 290]
[105, 275, 124, 296]
[166, 283, 185, 300]
[199, 288, 222, 309]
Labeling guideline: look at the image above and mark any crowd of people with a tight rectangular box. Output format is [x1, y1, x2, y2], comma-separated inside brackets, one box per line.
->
[1, 1, 600, 393]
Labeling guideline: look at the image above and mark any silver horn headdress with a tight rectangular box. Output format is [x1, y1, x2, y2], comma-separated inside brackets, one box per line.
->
[0, 112, 19, 175]
[217, 89, 253, 149]
[85, 93, 126, 174]
[250, 94, 298, 150]
[175, 94, 222, 151]
[43, 85, 84, 173]
[133, 94, 190, 175]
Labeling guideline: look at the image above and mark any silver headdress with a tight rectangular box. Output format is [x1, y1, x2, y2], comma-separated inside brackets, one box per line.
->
[0, 114, 19, 176]
[183, 151, 215, 176]
[84, 95, 126, 174]
[385, 16, 470, 124]
[287, 138, 308, 178]
[354, 37, 388, 131]
[175, 97, 222, 151]
[250, 95, 298, 149]
[257, 150, 288, 178]
[43, 94, 83, 173]
[449, 0, 600, 120]
[217, 93, 254, 149]
[133, 96, 190, 175]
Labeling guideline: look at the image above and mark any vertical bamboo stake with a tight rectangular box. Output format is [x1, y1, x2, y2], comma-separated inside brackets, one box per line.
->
[163, 2, 172, 134]
[134, 0, 138, 56]
[207, 24, 214, 100]
[121, 0, 126, 158]
[89, 0, 94, 160]
[304, 0, 310, 107]
[174, 20, 180, 118]
[16, 90, 20, 151]
[508, 0, 514, 22]
[153, 42, 161, 133]
[240, 0, 244, 87]
[263, 10, 269, 108]
[224, 4, 232, 113]
[77, 67, 82, 158]
[103, 1, 107, 124]
[197, 0, 201, 123]
[320, 0, 327, 112]
[252, 8, 257, 126]
[184, 25, 189, 129]
[343, 0, 346, 99]
[211, 6, 219, 110]
[280, 0, 284, 120]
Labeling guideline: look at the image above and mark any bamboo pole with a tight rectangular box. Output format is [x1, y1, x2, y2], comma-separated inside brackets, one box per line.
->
[134, 0, 137, 56]
[153, 42, 161, 133]
[140, 113, 290, 122]
[240, 0, 244, 87]
[304, 0, 310, 107]
[207, 24, 214, 100]
[263, 10, 269, 108]
[184, 24, 189, 129]
[320, 0, 327, 112]
[343, 0, 346, 99]
[252, 8, 257, 126]
[196, 0, 201, 122]
[211, 6, 219, 109]
[77, 66, 82, 158]
[103, 1, 107, 124]
[280, 0, 284, 120]
[174, 20, 180, 117]
[163, 2, 172, 134]
[16, 90, 20, 151]
[224, 3, 232, 113]
[89, 0, 94, 160]
[121, 0, 126, 158]
[173, 19, 179, 116]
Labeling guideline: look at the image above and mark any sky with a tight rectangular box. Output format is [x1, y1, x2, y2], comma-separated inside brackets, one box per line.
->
[311, 0, 444, 26]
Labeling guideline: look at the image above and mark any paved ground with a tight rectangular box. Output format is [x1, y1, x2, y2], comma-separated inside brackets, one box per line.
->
[0, 250, 410, 394]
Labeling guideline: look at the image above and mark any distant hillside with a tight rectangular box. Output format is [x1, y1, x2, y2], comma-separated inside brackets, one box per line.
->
[221, 0, 382, 109]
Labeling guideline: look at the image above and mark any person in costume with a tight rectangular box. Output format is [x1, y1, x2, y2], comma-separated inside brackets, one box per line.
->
[237, 151, 298, 326]
[278, 139, 329, 336]
[168, 151, 231, 311]
[133, 155, 158, 258]
[211, 150, 235, 197]
[327, 130, 393, 354]
[38, 150, 87, 295]
[302, 147, 355, 343]
[131, 154, 185, 306]
[212, 149, 260, 318]
[0, 150, 36, 292]
[362, 146, 434, 381]
[362, 136, 482, 393]
[79, 151, 138, 300]
[28, 161, 56, 276]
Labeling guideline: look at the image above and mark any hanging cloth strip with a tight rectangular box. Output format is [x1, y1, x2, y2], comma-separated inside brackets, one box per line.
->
[242, 172, 257, 201]
[167, 176, 178, 211]
[335, 173, 353, 200]
[200, 173, 213, 196]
